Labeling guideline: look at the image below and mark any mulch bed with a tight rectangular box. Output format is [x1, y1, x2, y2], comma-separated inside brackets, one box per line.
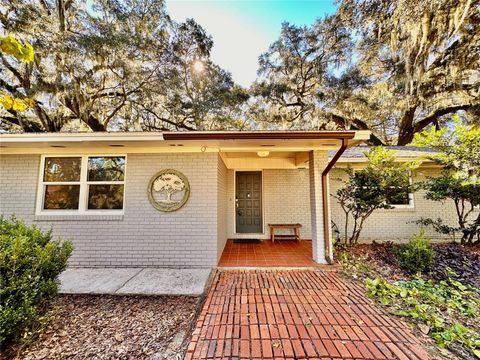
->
[4, 295, 199, 360]
[343, 242, 480, 287]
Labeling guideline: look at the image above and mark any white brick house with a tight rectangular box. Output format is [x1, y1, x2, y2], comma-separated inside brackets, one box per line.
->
[0, 131, 467, 268]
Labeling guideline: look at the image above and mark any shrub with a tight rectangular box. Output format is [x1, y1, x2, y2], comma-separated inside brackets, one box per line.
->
[0, 216, 73, 347]
[397, 230, 435, 274]
[334, 147, 419, 245]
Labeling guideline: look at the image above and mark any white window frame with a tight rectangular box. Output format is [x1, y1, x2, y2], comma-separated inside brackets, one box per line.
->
[352, 169, 415, 209]
[36, 154, 127, 215]
[385, 172, 415, 209]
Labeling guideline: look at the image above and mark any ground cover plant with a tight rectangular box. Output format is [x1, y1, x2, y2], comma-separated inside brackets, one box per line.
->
[337, 238, 480, 359]
[366, 276, 480, 359]
[0, 217, 72, 349]
[433, 244, 480, 288]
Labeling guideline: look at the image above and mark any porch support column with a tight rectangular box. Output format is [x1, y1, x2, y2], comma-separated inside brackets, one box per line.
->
[309, 150, 332, 264]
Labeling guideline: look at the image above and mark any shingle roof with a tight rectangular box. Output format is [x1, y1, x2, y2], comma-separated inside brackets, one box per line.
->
[330, 145, 436, 161]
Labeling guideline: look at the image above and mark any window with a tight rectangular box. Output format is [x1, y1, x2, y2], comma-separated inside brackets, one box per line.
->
[37, 155, 126, 214]
[384, 173, 414, 208]
[353, 169, 414, 209]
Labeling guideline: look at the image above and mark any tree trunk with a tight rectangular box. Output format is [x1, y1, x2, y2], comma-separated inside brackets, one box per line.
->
[344, 213, 349, 244]
[397, 107, 417, 145]
[85, 116, 107, 131]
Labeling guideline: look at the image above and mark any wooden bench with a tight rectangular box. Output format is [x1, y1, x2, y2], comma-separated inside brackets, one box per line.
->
[268, 223, 302, 242]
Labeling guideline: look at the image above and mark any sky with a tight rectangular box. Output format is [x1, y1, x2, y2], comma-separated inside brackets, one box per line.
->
[167, 1, 337, 87]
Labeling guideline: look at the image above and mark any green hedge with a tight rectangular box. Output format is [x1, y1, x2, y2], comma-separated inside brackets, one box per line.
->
[0, 217, 73, 347]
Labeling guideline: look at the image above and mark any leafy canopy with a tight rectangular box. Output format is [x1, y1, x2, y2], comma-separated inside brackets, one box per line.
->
[0, 35, 35, 113]
[0, 36, 34, 62]
[413, 118, 480, 243]
[0, 0, 249, 133]
[251, 0, 479, 145]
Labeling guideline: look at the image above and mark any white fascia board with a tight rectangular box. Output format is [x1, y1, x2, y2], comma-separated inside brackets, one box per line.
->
[0, 132, 165, 143]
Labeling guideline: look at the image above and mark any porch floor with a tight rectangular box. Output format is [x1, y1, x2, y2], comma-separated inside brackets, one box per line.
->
[219, 239, 320, 267]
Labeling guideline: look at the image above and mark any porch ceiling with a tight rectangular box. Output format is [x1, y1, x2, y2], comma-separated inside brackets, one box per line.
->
[220, 151, 310, 169]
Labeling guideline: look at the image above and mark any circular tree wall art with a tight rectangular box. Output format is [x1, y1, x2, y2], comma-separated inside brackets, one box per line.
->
[148, 169, 190, 212]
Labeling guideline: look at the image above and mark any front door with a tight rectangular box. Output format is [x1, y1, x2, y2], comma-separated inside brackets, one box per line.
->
[235, 171, 262, 233]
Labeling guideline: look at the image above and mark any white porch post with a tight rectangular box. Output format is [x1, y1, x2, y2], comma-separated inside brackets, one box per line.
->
[309, 150, 332, 264]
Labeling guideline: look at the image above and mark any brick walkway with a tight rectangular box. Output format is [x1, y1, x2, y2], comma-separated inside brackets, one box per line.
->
[186, 270, 432, 359]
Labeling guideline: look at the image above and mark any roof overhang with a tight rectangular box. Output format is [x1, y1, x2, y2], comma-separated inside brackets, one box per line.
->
[0, 130, 370, 155]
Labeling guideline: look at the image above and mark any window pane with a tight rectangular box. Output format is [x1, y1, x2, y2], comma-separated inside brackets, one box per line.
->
[43, 185, 80, 210]
[88, 157, 125, 182]
[88, 185, 124, 210]
[44, 157, 81, 182]
[386, 192, 410, 205]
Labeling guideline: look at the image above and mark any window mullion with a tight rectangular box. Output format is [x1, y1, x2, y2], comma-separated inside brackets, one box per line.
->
[79, 156, 89, 213]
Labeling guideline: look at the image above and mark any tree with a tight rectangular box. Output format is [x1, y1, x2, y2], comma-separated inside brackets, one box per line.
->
[251, 0, 479, 145]
[0, 0, 248, 133]
[143, 19, 249, 131]
[333, 0, 480, 145]
[0, 36, 35, 124]
[249, 17, 351, 130]
[334, 147, 419, 244]
[414, 118, 480, 244]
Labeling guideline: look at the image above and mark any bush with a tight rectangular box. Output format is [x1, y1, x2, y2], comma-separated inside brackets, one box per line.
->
[397, 230, 435, 274]
[0, 217, 73, 347]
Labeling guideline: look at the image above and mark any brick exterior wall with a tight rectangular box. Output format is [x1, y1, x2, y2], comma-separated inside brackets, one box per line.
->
[2, 152, 473, 268]
[217, 155, 228, 260]
[0, 153, 220, 268]
[329, 167, 473, 242]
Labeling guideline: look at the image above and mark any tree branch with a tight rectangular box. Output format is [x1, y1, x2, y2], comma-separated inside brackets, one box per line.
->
[413, 104, 474, 133]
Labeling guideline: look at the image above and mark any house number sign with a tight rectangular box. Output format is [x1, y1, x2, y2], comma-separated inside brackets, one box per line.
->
[148, 169, 190, 212]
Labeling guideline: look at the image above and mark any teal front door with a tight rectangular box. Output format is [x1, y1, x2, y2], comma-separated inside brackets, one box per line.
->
[235, 171, 263, 233]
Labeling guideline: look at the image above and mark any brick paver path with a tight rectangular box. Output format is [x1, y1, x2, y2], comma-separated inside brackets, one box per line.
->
[186, 270, 432, 359]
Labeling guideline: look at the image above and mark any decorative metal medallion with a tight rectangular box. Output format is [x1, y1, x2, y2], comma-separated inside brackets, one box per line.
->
[148, 169, 190, 212]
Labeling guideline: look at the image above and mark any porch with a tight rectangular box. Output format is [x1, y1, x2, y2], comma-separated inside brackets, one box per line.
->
[219, 148, 341, 266]
[219, 239, 314, 267]
[218, 239, 341, 268]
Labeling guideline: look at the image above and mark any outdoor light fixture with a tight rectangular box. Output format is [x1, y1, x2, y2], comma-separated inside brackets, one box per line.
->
[257, 150, 270, 157]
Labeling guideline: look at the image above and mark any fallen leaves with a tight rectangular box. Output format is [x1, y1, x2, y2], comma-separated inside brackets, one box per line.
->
[6, 294, 199, 360]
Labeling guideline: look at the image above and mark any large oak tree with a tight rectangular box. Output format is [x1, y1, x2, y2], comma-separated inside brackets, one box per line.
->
[336, 0, 480, 145]
[0, 0, 248, 132]
[252, 0, 479, 145]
